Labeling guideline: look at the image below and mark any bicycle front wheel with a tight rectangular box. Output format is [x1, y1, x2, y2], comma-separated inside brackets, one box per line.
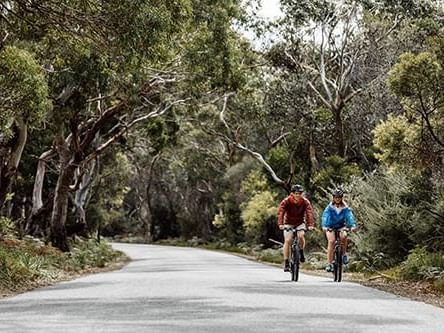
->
[334, 246, 343, 282]
[291, 243, 300, 282]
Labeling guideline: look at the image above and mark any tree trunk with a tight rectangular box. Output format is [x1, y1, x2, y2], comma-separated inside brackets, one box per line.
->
[73, 158, 97, 225]
[144, 185, 154, 243]
[31, 149, 56, 214]
[50, 134, 75, 252]
[0, 117, 27, 209]
[333, 106, 346, 157]
[51, 163, 77, 252]
[309, 131, 320, 172]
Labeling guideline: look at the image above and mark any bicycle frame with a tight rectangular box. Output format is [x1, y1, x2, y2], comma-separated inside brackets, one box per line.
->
[284, 226, 305, 282]
[269, 226, 307, 282]
[328, 228, 349, 282]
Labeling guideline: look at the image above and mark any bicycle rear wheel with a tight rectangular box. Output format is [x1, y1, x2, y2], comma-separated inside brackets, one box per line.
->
[291, 243, 299, 281]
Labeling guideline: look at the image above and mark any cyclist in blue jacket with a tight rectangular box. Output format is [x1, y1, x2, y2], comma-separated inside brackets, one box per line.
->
[321, 188, 358, 272]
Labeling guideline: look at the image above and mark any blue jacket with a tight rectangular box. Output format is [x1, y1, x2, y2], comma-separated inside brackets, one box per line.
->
[321, 202, 356, 229]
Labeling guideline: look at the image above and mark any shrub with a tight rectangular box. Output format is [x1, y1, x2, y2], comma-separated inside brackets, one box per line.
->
[241, 191, 278, 244]
[0, 217, 15, 237]
[349, 169, 417, 268]
[0, 236, 124, 294]
[66, 238, 121, 270]
[212, 192, 244, 244]
[400, 246, 444, 281]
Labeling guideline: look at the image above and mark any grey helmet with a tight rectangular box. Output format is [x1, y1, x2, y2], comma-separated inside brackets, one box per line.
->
[291, 184, 304, 193]
[332, 188, 344, 197]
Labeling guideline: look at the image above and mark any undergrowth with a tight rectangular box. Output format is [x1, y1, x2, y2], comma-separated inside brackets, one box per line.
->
[0, 236, 125, 295]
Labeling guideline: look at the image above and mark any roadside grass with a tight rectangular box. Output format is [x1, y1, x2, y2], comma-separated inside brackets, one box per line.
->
[0, 235, 128, 298]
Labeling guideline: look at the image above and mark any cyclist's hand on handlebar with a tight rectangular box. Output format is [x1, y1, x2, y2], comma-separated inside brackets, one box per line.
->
[278, 224, 284, 230]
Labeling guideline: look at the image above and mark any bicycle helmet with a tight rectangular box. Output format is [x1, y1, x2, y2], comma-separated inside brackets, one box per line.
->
[332, 188, 344, 197]
[291, 184, 304, 193]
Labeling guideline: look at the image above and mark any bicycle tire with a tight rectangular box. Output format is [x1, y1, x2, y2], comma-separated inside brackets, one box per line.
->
[334, 245, 343, 282]
[291, 241, 299, 281]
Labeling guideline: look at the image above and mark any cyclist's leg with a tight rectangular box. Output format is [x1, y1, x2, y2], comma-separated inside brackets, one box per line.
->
[283, 224, 294, 261]
[339, 229, 348, 254]
[325, 229, 335, 263]
[340, 229, 349, 264]
[296, 223, 306, 250]
[296, 224, 306, 262]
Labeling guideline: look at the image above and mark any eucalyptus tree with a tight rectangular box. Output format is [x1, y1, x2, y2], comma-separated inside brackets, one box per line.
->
[87, 0, 260, 242]
[0, 46, 49, 210]
[276, 0, 402, 158]
[1, 0, 194, 250]
[376, 35, 444, 177]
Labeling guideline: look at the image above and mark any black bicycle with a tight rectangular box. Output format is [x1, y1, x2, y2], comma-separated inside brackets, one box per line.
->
[269, 227, 306, 282]
[328, 228, 349, 282]
[286, 226, 307, 281]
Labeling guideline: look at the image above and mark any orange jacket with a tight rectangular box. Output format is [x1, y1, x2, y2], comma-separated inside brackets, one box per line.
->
[277, 195, 314, 228]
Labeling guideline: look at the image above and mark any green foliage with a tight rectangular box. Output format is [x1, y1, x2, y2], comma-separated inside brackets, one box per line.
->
[143, 116, 180, 153]
[266, 145, 291, 180]
[313, 155, 362, 191]
[0, 237, 61, 291]
[256, 248, 282, 264]
[184, 0, 250, 92]
[361, 0, 440, 18]
[280, 0, 336, 29]
[350, 169, 417, 268]
[241, 191, 277, 244]
[0, 237, 123, 293]
[387, 51, 441, 101]
[349, 168, 444, 269]
[87, 151, 134, 235]
[67, 238, 121, 270]
[100, 0, 192, 58]
[212, 192, 244, 243]
[386, 46, 444, 169]
[400, 246, 444, 281]
[0, 46, 49, 137]
[240, 169, 271, 200]
[0, 217, 15, 237]
[373, 115, 420, 168]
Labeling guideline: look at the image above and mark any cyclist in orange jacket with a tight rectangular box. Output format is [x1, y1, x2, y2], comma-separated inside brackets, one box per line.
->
[277, 184, 315, 271]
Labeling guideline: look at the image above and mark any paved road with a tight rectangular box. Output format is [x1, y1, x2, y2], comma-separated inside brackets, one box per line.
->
[1, 243, 443, 332]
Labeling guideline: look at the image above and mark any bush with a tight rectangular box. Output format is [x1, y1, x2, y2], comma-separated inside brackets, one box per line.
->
[0, 237, 61, 291]
[0, 236, 124, 293]
[212, 192, 244, 244]
[349, 168, 444, 271]
[349, 169, 417, 268]
[0, 217, 15, 237]
[241, 191, 278, 244]
[66, 238, 122, 270]
[400, 246, 444, 281]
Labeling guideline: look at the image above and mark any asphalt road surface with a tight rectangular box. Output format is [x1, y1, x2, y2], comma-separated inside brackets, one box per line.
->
[1, 243, 444, 333]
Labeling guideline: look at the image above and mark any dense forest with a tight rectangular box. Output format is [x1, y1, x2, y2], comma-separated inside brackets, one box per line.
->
[1, 0, 444, 285]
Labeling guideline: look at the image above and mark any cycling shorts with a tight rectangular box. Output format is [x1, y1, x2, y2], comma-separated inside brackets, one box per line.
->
[283, 223, 306, 238]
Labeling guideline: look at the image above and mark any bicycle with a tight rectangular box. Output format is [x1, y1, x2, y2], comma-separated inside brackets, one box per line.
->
[328, 228, 349, 282]
[270, 226, 306, 282]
